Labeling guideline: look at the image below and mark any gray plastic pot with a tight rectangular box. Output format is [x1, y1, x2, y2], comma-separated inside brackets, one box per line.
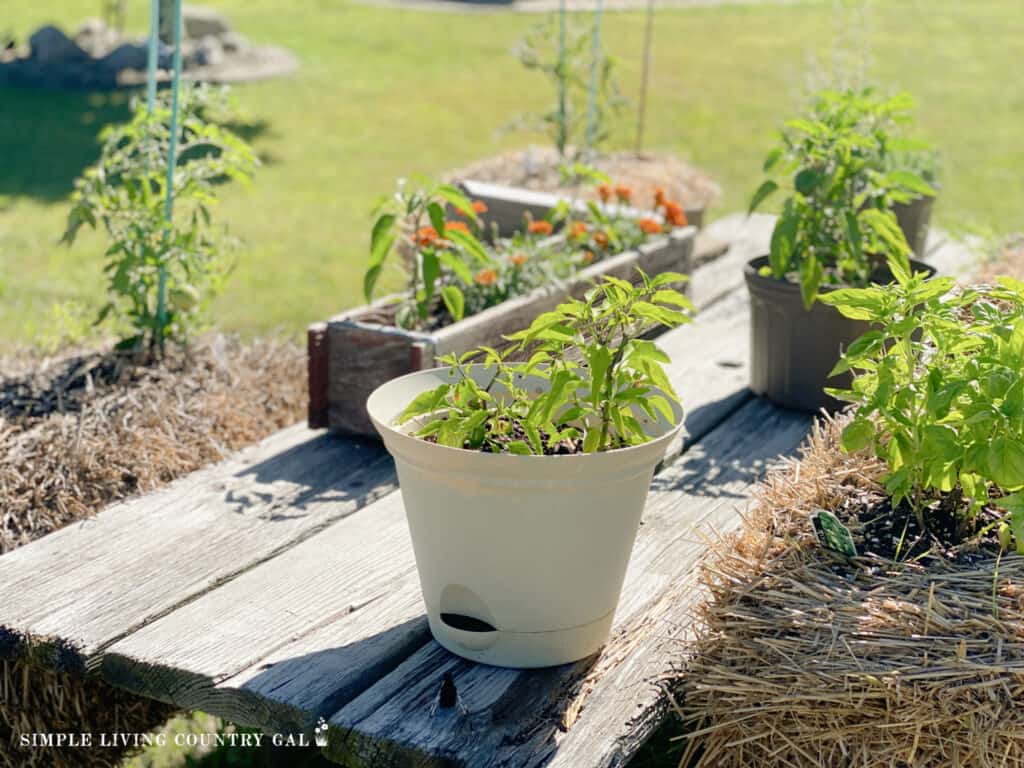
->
[367, 364, 684, 668]
[893, 195, 935, 258]
[745, 256, 935, 413]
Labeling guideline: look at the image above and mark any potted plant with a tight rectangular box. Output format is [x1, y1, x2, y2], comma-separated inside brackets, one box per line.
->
[366, 272, 692, 667]
[746, 88, 936, 413]
[309, 178, 695, 436]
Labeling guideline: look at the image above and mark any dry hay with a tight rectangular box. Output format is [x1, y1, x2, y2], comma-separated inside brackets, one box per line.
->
[0, 334, 306, 767]
[0, 661, 173, 768]
[977, 234, 1024, 283]
[0, 334, 306, 553]
[448, 146, 722, 212]
[675, 416, 1024, 768]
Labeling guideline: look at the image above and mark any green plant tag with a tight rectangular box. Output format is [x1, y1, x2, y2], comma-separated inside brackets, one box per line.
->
[811, 509, 857, 557]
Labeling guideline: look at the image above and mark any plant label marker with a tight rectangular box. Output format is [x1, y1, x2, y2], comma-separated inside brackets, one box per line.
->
[812, 509, 857, 557]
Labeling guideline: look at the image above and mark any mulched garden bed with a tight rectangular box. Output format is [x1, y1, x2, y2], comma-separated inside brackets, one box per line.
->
[0, 334, 306, 767]
[673, 416, 1024, 768]
[448, 147, 721, 214]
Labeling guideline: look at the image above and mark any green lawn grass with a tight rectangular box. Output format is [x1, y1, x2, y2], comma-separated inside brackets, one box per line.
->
[2, 0, 1022, 351]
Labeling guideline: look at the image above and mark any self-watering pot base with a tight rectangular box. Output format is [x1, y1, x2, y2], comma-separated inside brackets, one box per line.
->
[428, 610, 614, 668]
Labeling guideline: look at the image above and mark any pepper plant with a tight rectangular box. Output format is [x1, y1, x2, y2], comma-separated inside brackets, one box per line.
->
[62, 85, 257, 357]
[366, 180, 492, 330]
[397, 270, 693, 454]
[822, 263, 1024, 550]
[749, 88, 934, 307]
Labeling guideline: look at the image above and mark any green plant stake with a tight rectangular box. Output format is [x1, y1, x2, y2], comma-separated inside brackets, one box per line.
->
[584, 0, 605, 156]
[156, 0, 185, 356]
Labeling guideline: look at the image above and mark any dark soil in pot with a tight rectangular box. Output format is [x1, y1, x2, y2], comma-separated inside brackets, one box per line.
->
[893, 194, 935, 258]
[744, 255, 936, 413]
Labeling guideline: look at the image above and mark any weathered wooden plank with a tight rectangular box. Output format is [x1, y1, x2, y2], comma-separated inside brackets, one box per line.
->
[0, 425, 394, 674]
[324, 399, 813, 768]
[92, 282, 753, 735]
[101, 491, 426, 731]
[685, 212, 773, 310]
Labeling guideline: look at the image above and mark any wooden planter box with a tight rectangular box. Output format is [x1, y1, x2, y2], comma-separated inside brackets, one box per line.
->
[308, 227, 697, 436]
[458, 180, 706, 239]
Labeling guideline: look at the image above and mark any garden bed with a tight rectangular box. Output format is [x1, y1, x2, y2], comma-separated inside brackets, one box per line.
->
[674, 416, 1024, 768]
[448, 147, 720, 233]
[308, 226, 695, 436]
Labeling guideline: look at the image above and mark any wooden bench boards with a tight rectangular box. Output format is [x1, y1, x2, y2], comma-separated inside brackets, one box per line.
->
[0, 214, 979, 766]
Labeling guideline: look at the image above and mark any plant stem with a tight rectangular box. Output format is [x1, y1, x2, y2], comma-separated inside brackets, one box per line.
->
[556, 0, 568, 160]
[635, 0, 655, 152]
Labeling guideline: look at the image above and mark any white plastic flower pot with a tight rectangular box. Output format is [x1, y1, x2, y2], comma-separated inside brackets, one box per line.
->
[367, 364, 684, 668]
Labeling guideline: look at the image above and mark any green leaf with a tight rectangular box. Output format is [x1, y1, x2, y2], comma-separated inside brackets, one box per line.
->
[748, 180, 778, 215]
[427, 201, 446, 237]
[397, 384, 451, 423]
[440, 285, 465, 321]
[364, 264, 383, 303]
[435, 184, 478, 220]
[650, 271, 690, 289]
[996, 491, 1024, 554]
[818, 286, 887, 320]
[887, 170, 936, 198]
[506, 440, 532, 455]
[799, 257, 824, 309]
[652, 289, 695, 311]
[840, 418, 874, 452]
[369, 214, 396, 266]
[794, 168, 821, 195]
[446, 229, 490, 265]
[587, 346, 612, 408]
[437, 251, 473, 285]
[987, 438, 1024, 490]
[420, 251, 441, 303]
[762, 148, 784, 173]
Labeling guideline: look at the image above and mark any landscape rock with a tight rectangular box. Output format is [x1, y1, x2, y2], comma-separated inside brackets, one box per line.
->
[74, 18, 118, 57]
[99, 43, 148, 76]
[182, 5, 231, 39]
[195, 35, 224, 67]
[29, 25, 87, 65]
[219, 31, 248, 54]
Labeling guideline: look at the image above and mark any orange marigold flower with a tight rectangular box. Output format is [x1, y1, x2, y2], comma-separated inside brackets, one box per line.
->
[638, 217, 663, 235]
[597, 184, 612, 203]
[474, 268, 499, 286]
[445, 220, 470, 234]
[527, 220, 553, 236]
[413, 226, 441, 247]
[471, 200, 488, 214]
[570, 221, 588, 239]
[663, 201, 687, 228]
[594, 231, 610, 248]
[614, 184, 632, 203]
[511, 252, 528, 267]
[582, 250, 595, 265]
[654, 187, 666, 207]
